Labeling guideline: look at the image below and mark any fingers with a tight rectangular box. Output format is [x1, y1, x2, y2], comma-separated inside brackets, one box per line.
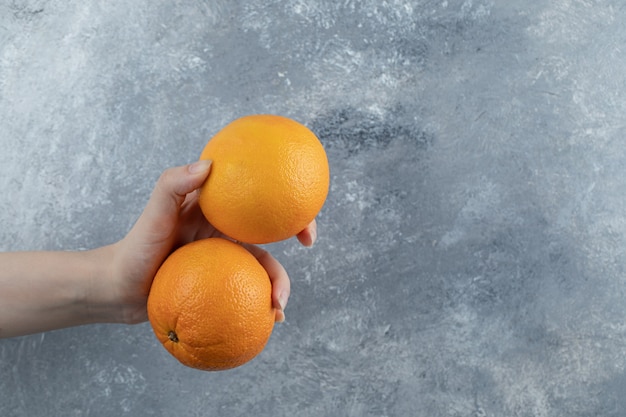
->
[244, 244, 290, 323]
[296, 219, 317, 247]
[172, 191, 221, 247]
[245, 220, 317, 322]
[137, 161, 311, 325]
[133, 161, 212, 238]
[149, 160, 212, 219]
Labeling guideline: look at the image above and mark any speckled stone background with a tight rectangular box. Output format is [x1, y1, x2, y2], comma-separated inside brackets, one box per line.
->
[2, 1, 626, 416]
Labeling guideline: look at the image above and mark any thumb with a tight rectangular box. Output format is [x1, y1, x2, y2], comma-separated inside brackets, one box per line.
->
[136, 160, 212, 234]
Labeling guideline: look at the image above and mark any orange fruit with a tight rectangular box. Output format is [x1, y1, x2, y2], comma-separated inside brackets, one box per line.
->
[147, 238, 275, 371]
[198, 114, 329, 244]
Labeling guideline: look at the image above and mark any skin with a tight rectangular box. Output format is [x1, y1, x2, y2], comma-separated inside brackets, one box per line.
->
[0, 160, 316, 338]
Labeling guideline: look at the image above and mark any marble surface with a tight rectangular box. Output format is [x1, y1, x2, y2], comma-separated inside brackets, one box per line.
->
[2, 1, 626, 416]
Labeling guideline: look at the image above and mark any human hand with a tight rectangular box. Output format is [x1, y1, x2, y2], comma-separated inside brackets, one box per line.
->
[107, 160, 316, 324]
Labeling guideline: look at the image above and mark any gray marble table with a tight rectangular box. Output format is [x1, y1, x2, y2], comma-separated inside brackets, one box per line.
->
[1, 1, 625, 416]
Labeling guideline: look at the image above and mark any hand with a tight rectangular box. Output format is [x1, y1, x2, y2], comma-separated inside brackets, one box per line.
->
[108, 160, 316, 324]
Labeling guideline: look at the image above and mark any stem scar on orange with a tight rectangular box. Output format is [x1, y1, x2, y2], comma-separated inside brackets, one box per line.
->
[198, 114, 330, 244]
[147, 238, 275, 371]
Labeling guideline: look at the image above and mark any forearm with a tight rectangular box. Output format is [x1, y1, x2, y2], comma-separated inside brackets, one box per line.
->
[0, 246, 118, 338]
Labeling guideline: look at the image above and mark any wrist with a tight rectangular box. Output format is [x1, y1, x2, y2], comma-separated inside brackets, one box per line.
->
[82, 243, 134, 325]
[77, 245, 116, 323]
[86, 240, 152, 325]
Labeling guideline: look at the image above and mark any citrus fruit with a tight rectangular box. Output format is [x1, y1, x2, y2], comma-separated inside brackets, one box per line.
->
[147, 237, 275, 371]
[198, 114, 329, 244]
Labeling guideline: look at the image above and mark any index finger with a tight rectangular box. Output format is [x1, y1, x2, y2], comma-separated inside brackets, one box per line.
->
[243, 243, 291, 323]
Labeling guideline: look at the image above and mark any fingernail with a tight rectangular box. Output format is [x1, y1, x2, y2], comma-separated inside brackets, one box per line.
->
[189, 159, 212, 174]
[275, 310, 286, 323]
[278, 292, 288, 312]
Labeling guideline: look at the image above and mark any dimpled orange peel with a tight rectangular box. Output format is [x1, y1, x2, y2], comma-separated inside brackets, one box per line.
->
[198, 114, 329, 244]
[147, 238, 275, 371]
